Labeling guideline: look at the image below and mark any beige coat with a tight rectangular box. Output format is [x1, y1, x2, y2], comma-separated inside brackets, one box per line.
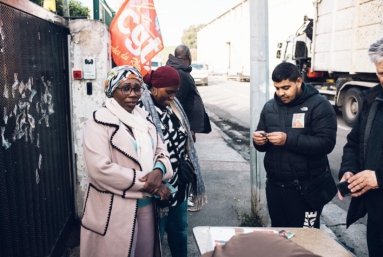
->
[80, 107, 173, 257]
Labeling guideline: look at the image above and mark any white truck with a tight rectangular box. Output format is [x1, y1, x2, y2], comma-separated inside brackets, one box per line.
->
[277, 0, 383, 126]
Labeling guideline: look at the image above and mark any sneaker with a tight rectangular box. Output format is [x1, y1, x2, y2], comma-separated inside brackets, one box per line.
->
[187, 206, 201, 212]
[187, 199, 194, 207]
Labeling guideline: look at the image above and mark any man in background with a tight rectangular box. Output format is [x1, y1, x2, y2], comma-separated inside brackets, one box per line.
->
[166, 44, 211, 142]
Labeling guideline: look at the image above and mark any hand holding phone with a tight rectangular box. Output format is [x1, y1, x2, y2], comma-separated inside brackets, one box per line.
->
[337, 180, 352, 197]
[253, 131, 268, 146]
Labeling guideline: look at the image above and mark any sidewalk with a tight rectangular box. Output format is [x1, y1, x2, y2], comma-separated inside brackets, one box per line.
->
[66, 116, 367, 257]
[162, 118, 368, 257]
[162, 122, 252, 257]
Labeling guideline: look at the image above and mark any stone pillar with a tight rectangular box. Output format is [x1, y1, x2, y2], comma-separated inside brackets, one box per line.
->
[69, 19, 111, 217]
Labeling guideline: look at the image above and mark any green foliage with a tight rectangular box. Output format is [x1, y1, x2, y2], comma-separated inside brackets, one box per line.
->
[30, 0, 43, 5]
[181, 24, 205, 49]
[232, 199, 265, 227]
[29, 0, 90, 18]
[68, 0, 90, 17]
[233, 206, 264, 227]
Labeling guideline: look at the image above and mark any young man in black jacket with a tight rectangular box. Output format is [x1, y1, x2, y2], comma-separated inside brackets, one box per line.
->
[253, 62, 337, 228]
[338, 38, 383, 257]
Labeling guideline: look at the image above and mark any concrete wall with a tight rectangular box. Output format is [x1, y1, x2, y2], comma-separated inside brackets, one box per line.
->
[197, 0, 250, 74]
[69, 19, 111, 217]
[197, 0, 315, 89]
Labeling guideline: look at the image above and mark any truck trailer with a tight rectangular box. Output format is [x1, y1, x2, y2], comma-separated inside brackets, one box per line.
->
[277, 0, 383, 126]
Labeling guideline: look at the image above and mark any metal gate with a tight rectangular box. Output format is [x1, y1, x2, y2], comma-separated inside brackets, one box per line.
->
[0, 1, 74, 256]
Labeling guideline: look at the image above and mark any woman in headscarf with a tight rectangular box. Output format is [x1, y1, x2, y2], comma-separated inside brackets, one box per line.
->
[138, 66, 207, 257]
[80, 66, 173, 257]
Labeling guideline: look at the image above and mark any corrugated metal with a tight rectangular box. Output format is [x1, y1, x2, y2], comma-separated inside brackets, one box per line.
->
[0, 2, 73, 256]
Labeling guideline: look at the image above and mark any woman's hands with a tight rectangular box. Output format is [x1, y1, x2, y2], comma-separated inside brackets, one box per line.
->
[156, 184, 172, 200]
[138, 169, 172, 200]
[139, 168, 163, 194]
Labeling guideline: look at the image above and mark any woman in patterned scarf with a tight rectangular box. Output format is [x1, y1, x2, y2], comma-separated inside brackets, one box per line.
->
[138, 66, 207, 257]
[81, 65, 173, 257]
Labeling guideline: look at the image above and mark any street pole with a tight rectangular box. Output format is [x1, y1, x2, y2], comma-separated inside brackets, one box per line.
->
[62, 0, 69, 17]
[93, 0, 100, 20]
[249, 0, 269, 225]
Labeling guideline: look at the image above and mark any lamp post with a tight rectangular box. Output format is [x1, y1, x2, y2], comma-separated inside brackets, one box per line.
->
[249, 0, 269, 225]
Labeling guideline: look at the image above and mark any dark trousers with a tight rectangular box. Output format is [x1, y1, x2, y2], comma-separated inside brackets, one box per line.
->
[367, 217, 383, 257]
[266, 180, 323, 228]
[159, 200, 188, 257]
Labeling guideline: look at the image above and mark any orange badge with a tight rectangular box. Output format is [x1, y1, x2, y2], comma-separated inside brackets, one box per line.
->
[292, 113, 305, 128]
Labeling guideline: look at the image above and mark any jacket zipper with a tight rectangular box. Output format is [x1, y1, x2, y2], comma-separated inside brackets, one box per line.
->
[277, 106, 288, 181]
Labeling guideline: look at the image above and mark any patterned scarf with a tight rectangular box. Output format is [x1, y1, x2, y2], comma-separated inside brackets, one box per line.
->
[104, 66, 143, 98]
[140, 85, 207, 210]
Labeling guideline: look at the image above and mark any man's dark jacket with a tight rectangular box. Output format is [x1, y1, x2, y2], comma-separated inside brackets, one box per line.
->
[166, 54, 207, 133]
[254, 83, 337, 183]
[339, 84, 383, 236]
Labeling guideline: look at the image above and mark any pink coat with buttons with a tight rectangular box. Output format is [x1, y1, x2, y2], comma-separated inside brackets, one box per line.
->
[80, 106, 173, 257]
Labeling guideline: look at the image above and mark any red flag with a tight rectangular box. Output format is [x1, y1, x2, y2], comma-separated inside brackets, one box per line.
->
[110, 0, 163, 76]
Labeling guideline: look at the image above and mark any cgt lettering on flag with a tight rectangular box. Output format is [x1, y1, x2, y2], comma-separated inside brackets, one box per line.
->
[110, 0, 163, 76]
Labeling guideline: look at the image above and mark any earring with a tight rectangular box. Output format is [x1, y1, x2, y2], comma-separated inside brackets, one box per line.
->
[152, 88, 158, 96]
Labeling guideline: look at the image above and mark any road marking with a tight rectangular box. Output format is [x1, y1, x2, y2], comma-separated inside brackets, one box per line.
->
[338, 125, 351, 131]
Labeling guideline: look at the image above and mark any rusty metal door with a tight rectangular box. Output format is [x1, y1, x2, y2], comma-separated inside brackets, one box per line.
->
[0, 1, 74, 256]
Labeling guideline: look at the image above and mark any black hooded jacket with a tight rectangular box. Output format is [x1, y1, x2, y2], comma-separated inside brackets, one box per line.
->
[166, 54, 207, 133]
[339, 84, 383, 233]
[254, 83, 337, 182]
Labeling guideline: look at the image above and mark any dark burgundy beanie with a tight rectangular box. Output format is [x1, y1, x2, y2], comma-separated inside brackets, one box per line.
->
[143, 66, 180, 88]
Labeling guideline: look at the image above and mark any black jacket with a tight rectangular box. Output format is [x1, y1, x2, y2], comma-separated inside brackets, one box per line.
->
[166, 54, 208, 133]
[339, 84, 383, 231]
[254, 83, 337, 182]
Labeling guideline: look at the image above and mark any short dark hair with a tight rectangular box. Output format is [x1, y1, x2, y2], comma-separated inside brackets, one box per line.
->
[175, 44, 191, 59]
[272, 62, 301, 82]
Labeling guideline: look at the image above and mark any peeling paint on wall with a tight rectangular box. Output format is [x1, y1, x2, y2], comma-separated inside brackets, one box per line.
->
[69, 20, 111, 217]
[1, 126, 11, 149]
[3, 107, 7, 124]
[3, 83, 9, 98]
[11, 73, 19, 98]
[0, 18, 58, 192]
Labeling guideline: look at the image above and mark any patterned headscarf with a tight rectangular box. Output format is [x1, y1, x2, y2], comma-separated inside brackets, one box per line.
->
[104, 65, 143, 98]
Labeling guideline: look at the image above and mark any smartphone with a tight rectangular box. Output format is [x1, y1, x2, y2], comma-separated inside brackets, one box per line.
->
[337, 180, 352, 197]
[260, 132, 267, 137]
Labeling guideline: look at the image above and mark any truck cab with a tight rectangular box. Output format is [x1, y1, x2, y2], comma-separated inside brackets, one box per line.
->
[277, 13, 378, 127]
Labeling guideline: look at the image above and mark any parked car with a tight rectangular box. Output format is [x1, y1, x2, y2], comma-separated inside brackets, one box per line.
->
[191, 62, 209, 86]
[151, 58, 162, 71]
[210, 63, 228, 76]
[227, 65, 250, 82]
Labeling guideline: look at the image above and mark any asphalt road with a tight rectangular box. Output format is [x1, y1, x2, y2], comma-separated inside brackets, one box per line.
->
[198, 75, 359, 218]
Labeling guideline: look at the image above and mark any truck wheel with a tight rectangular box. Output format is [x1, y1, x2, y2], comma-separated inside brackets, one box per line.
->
[342, 88, 362, 127]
